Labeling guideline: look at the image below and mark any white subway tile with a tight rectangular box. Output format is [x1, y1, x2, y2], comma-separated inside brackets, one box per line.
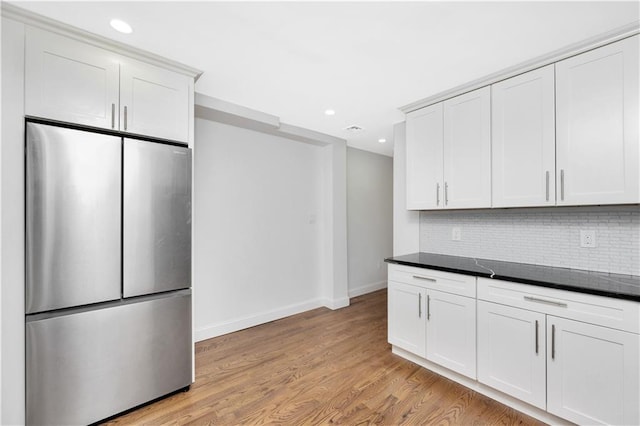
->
[419, 205, 639, 275]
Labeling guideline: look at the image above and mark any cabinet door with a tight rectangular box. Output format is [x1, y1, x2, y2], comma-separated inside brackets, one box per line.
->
[388, 281, 426, 357]
[492, 65, 555, 207]
[556, 35, 639, 205]
[547, 316, 640, 425]
[443, 87, 492, 208]
[425, 289, 476, 379]
[405, 103, 444, 210]
[120, 58, 192, 142]
[477, 301, 546, 409]
[25, 26, 120, 130]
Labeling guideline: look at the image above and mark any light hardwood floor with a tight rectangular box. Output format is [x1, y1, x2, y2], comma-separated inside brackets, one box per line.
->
[105, 290, 544, 425]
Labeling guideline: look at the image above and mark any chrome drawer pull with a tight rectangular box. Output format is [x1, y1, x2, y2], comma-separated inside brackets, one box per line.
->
[524, 296, 567, 308]
[444, 182, 449, 205]
[535, 320, 539, 354]
[545, 171, 549, 201]
[412, 275, 436, 282]
[551, 324, 556, 360]
[418, 293, 422, 318]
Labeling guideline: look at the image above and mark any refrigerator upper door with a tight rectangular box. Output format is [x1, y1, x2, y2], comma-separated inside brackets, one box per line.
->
[123, 139, 192, 297]
[26, 123, 121, 314]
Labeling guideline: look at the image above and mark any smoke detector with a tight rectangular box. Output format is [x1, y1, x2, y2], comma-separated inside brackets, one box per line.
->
[345, 125, 364, 132]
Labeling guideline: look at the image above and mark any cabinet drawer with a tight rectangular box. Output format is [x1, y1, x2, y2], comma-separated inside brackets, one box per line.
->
[388, 264, 476, 297]
[478, 278, 640, 334]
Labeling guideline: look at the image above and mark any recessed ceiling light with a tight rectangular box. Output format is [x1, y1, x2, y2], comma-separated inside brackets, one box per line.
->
[324, 109, 335, 116]
[378, 138, 387, 143]
[110, 19, 133, 34]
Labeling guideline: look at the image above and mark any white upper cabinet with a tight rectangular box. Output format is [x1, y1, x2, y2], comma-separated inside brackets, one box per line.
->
[119, 58, 191, 142]
[405, 87, 491, 210]
[443, 87, 492, 209]
[25, 27, 120, 130]
[25, 26, 195, 143]
[492, 65, 556, 207]
[556, 35, 639, 205]
[405, 103, 443, 210]
[404, 34, 639, 210]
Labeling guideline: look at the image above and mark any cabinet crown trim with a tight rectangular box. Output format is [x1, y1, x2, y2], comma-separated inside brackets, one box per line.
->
[399, 21, 639, 113]
[1, 2, 203, 81]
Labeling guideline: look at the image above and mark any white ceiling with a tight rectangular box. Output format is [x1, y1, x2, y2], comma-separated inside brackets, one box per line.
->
[9, 1, 640, 156]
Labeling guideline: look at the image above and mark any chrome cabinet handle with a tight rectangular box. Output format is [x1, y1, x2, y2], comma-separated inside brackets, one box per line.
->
[413, 275, 436, 282]
[418, 293, 422, 318]
[427, 294, 431, 320]
[111, 103, 115, 129]
[444, 182, 449, 205]
[436, 182, 440, 206]
[524, 296, 567, 308]
[551, 324, 556, 360]
[535, 320, 539, 354]
[560, 169, 565, 201]
[545, 171, 549, 201]
[124, 106, 128, 131]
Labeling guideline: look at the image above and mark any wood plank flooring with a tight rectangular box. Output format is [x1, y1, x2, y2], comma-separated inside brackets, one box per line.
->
[104, 290, 545, 425]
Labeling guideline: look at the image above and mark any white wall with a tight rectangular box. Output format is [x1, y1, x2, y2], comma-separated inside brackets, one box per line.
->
[1, 16, 26, 425]
[392, 122, 420, 256]
[320, 140, 350, 309]
[193, 118, 328, 341]
[420, 205, 640, 275]
[346, 147, 393, 297]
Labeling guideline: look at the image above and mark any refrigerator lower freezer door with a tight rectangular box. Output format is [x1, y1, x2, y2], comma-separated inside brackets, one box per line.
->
[26, 292, 192, 426]
[123, 139, 192, 297]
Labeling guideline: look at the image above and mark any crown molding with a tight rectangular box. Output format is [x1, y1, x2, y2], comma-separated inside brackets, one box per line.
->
[195, 93, 346, 147]
[1, 2, 203, 80]
[400, 21, 640, 113]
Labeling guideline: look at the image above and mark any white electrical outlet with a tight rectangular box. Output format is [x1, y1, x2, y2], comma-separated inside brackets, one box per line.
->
[580, 230, 597, 248]
[452, 227, 462, 241]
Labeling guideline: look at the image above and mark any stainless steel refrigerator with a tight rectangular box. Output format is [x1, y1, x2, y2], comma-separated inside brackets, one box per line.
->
[25, 122, 193, 425]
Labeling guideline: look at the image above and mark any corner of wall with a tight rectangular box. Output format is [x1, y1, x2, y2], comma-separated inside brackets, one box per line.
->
[320, 140, 349, 309]
[392, 122, 420, 256]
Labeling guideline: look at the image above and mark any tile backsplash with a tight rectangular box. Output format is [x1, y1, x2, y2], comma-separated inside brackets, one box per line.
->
[419, 205, 640, 275]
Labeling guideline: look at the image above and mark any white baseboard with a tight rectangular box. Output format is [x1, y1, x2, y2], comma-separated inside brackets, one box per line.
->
[194, 298, 324, 342]
[392, 346, 571, 426]
[348, 280, 387, 298]
[321, 296, 350, 310]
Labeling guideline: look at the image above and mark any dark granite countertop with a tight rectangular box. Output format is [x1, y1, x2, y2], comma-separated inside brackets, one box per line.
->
[385, 252, 640, 302]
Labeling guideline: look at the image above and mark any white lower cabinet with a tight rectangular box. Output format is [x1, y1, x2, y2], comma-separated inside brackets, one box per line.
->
[547, 316, 640, 426]
[477, 278, 640, 426]
[387, 265, 476, 379]
[426, 289, 476, 378]
[388, 281, 426, 357]
[477, 301, 546, 409]
[389, 265, 640, 425]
